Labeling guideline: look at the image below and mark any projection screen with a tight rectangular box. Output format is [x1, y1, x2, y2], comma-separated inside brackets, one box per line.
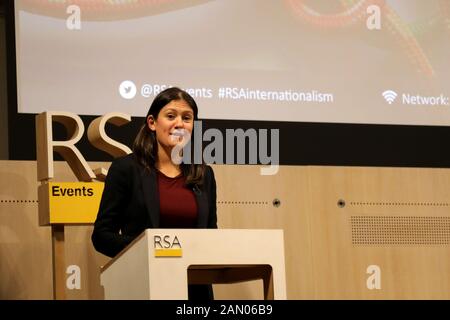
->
[14, 0, 450, 126]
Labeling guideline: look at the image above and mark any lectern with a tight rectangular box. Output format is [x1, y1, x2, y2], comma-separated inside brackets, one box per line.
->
[100, 229, 286, 300]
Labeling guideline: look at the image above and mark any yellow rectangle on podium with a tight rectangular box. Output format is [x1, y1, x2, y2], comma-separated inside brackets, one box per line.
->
[154, 249, 183, 257]
[38, 182, 104, 225]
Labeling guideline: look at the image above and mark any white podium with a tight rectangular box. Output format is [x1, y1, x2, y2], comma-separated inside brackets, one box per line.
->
[100, 229, 287, 300]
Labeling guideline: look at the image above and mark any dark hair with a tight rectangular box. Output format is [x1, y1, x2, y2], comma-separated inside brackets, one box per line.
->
[132, 87, 205, 186]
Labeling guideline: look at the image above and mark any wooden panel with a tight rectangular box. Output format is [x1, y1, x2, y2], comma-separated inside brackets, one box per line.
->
[307, 166, 450, 299]
[0, 161, 52, 299]
[1, 160, 450, 299]
[0, 160, 109, 300]
[64, 225, 109, 300]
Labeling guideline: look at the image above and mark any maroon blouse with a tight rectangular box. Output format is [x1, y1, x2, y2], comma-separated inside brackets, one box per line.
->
[157, 170, 198, 228]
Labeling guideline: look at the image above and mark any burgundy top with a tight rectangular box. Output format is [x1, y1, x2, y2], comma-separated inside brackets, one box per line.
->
[157, 170, 198, 228]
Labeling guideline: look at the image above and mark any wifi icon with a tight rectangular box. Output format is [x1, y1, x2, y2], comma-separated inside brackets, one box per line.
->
[382, 90, 398, 104]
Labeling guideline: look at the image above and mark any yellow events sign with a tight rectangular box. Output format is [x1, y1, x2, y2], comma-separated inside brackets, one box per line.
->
[38, 182, 104, 225]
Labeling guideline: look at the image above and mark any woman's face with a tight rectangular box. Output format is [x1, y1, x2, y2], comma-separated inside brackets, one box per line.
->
[147, 99, 194, 150]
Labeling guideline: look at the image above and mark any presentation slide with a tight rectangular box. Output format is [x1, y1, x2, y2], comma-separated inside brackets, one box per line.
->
[14, 0, 450, 125]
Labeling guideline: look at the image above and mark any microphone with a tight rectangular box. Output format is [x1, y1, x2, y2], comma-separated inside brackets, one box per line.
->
[192, 185, 201, 195]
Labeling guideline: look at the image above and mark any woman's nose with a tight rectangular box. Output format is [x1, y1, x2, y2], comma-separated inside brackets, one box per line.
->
[174, 116, 184, 128]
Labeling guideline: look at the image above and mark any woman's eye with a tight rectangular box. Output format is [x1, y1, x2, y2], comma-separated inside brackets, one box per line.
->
[167, 114, 175, 119]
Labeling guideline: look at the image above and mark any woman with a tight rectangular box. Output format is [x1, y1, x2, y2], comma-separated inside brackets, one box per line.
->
[92, 87, 217, 299]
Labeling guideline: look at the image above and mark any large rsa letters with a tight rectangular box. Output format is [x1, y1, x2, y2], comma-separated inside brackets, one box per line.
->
[36, 111, 132, 182]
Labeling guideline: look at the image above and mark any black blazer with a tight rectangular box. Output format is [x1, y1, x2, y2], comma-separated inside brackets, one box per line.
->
[92, 153, 217, 258]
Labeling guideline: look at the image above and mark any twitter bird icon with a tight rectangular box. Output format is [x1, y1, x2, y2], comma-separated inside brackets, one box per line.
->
[119, 80, 137, 100]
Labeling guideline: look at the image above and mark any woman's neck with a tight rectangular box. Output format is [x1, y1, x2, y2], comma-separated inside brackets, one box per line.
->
[156, 145, 181, 178]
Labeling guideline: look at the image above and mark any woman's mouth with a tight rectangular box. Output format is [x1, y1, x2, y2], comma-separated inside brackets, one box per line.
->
[171, 129, 186, 137]
[170, 129, 189, 143]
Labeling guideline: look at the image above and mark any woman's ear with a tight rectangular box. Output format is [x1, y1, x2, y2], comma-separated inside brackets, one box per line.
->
[147, 115, 156, 131]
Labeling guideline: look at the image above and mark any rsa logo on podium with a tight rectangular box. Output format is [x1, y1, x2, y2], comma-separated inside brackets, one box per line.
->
[153, 235, 182, 257]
